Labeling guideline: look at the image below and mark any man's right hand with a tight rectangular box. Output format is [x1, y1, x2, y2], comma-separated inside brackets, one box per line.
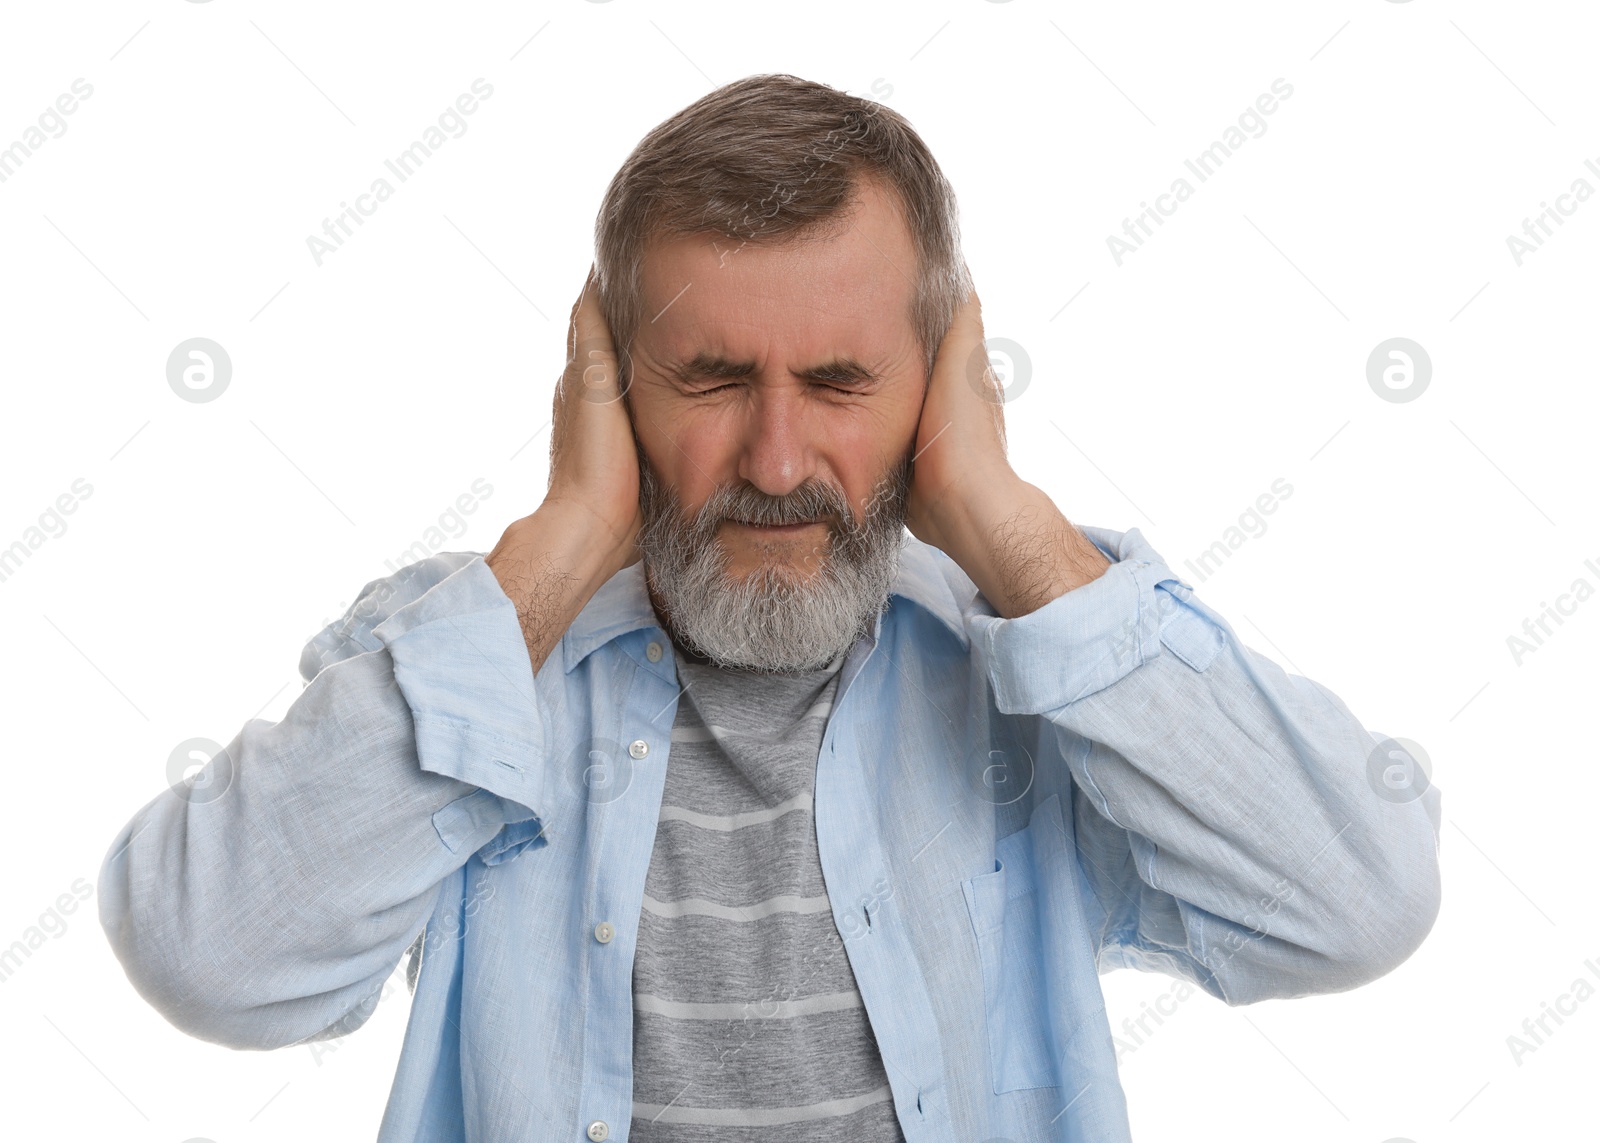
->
[486, 265, 645, 674]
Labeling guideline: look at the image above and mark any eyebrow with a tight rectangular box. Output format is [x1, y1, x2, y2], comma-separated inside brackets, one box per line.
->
[670, 353, 880, 385]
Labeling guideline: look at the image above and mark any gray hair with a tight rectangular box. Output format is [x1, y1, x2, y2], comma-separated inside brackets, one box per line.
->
[592, 73, 971, 386]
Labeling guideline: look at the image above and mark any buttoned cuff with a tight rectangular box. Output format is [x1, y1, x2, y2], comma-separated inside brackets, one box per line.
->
[969, 526, 1225, 714]
[373, 556, 549, 817]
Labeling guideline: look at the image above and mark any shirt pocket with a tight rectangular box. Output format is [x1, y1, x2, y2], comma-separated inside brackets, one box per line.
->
[961, 795, 1077, 1094]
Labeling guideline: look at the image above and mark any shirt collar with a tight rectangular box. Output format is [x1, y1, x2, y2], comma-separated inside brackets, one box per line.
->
[559, 535, 970, 674]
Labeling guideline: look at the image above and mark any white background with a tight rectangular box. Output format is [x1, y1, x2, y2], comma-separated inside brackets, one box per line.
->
[1, 1, 1595, 1140]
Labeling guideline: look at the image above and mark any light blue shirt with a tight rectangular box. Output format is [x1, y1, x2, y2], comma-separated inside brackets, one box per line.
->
[98, 525, 1442, 1143]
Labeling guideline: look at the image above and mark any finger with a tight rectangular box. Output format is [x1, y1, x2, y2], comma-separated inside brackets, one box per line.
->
[931, 274, 983, 360]
[929, 286, 995, 405]
[556, 267, 624, 405]
[567, 267, 627, 405]
[572, 271, 617, 354]
[566, 263, 593, 362]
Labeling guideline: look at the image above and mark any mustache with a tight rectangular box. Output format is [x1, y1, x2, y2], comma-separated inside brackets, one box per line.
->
[699, 478, 851, 531]
[636, 446, 912, 564]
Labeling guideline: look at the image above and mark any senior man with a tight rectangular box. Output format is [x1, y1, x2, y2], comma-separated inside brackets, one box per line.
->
[99, 74, 1441, 1143]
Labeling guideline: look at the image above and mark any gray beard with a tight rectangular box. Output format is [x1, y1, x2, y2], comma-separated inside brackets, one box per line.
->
[636, 452, 911, 673]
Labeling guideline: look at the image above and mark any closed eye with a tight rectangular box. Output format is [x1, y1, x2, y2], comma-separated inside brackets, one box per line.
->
[812, 378, 872, 393]
[689, 381, 864, 396]
[672, 355, 881, 394]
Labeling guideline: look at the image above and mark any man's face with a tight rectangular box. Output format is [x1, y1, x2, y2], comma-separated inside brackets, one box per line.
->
[624, 177, 927, 669]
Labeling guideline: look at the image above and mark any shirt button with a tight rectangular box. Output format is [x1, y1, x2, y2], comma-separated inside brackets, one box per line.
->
[628, 739, 649, 759]
[587, 1120, 609, 1141]
[646, 641, 663, 662]
[594, 921, 614, 944]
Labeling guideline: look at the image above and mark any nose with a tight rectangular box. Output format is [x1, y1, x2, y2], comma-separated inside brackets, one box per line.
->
[735, 384, 814, 498]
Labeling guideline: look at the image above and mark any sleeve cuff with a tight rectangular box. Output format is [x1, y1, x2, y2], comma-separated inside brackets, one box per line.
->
[969, 526, 1225, 714]
[372, 556, 549, 816]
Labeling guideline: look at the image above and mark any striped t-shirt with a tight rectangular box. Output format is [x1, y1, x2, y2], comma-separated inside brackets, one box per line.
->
[628, 641, 906, 1142]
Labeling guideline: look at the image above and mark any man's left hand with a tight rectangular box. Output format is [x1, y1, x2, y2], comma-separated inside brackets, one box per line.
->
[903, 273, 1111, 618]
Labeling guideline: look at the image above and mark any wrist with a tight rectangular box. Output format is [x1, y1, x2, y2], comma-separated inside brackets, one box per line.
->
[526, 497, 634, 594]
[485, 499, 631, 673]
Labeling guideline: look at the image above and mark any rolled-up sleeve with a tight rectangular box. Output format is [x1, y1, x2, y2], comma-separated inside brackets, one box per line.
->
[97, 553, 549, 1049]
[967, 525, 1443, 1004]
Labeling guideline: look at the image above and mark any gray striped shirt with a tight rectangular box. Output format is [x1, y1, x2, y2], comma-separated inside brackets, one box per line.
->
[628, 642, 906, 1142]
